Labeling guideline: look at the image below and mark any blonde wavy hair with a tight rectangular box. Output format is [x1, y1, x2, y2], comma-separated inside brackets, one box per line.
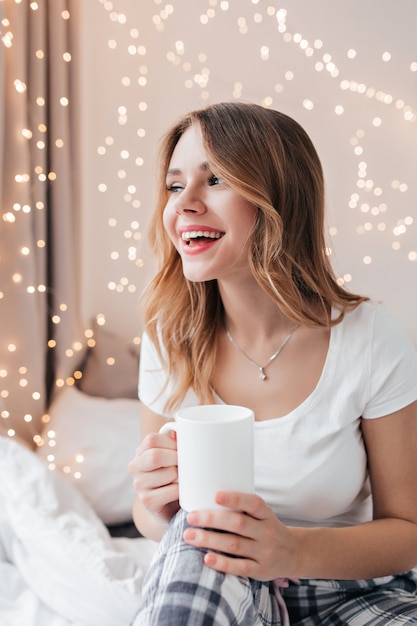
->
[143, 102, 367, 411]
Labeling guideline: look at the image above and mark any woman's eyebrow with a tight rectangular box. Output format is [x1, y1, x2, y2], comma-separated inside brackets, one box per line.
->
[166, 162, 210, 177]
[166, 167, 181, 177]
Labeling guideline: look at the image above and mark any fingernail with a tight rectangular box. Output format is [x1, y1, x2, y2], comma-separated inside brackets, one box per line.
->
[184, 529, 196, 541]
[205, 553, 217, 567]
[216, 492, 227, 505]
[187, 512, 198, 525]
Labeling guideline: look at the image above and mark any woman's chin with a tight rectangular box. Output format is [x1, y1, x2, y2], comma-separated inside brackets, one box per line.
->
[181, 264, 216, 284]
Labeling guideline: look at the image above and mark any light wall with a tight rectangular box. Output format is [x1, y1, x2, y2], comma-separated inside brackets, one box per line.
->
[78, 0, 417, 345]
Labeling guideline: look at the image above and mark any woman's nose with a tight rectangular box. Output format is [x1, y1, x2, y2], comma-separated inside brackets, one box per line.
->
[174, 188, 207, 215]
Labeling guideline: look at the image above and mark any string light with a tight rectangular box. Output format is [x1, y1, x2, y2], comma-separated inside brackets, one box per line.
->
[90, 0, 416, 347]
[1, 2, 416, 463]
[0, 4, 90, 445]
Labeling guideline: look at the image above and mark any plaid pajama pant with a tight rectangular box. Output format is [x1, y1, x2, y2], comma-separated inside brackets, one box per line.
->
[132, 510, 417, 625]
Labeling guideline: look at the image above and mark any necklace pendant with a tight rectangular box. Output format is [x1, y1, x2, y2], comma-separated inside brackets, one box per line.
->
[225, 324, 300, 383]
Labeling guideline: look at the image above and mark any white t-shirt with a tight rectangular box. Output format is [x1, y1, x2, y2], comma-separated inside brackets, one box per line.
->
[139, 301, 417, 528]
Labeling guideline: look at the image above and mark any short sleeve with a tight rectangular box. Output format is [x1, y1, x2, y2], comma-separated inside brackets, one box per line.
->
[138, 331, 200, 417]
[138, 331, 172, 416]
[362, 306, 417, 419]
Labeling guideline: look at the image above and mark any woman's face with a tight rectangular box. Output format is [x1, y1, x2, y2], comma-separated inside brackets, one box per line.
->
[163, 125, 258, 284]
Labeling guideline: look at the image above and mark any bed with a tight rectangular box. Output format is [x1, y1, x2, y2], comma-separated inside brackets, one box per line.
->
[0, 324, 157, 626]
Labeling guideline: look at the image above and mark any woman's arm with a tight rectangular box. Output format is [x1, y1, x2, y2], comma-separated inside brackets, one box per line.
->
[129, 403, 180, 542]
[183, 400, 417, 580]
[292, 399, 417, 579]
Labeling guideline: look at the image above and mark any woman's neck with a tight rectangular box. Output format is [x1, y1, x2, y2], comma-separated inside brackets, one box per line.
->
[217, 277, 295, 341]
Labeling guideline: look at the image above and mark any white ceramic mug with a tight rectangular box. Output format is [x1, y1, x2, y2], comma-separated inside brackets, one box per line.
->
[159, 404, 254, 512]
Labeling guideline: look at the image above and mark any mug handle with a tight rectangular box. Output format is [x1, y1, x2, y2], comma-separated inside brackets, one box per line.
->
[159, 422, 177, 435]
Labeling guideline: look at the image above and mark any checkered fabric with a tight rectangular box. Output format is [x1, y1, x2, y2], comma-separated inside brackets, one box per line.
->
[282, 572, 417, 625]
[132, 510, 417, 625]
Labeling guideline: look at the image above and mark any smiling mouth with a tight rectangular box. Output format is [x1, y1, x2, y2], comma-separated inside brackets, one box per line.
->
[181, 230, 224, 245]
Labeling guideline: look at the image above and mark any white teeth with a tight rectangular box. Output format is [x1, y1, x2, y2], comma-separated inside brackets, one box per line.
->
[181, 230, 223, 240]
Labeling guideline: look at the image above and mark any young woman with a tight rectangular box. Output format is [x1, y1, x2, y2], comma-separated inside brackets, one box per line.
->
[128, 102, 417, 625]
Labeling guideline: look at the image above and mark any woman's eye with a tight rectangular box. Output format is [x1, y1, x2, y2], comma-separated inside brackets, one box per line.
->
[208, 175, 221, 186]
[166, 183, 183, 193]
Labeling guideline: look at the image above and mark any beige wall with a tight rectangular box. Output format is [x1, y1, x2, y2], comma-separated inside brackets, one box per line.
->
[77, 0, 417, 344]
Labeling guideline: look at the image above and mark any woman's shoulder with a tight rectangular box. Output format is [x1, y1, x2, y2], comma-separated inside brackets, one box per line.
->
[342, 300, 414, 347]
[331, 300, 416, 373]
[139, 329, 200, 417]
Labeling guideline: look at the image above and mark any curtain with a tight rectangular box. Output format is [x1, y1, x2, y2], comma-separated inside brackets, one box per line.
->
[0, 0, 83, 446]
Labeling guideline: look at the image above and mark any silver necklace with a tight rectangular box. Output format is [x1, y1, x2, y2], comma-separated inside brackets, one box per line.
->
[225, 324, 299, 381]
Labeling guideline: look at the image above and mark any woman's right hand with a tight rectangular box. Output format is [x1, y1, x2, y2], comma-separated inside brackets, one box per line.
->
[128, 429, 180, 528]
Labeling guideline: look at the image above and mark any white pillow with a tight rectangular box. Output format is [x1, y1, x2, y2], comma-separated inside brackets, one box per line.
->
[1, 436, 157, 626]
[37, 386, 141, 525]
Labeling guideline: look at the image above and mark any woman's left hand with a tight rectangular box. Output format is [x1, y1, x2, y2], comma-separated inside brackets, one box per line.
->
[183, 491, 297, 581]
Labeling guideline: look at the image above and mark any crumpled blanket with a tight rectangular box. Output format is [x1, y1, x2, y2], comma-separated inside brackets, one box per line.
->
[0, 436, 157, 626]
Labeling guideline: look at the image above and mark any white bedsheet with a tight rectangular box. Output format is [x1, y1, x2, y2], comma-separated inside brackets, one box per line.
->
[0, 437, 157, 626]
